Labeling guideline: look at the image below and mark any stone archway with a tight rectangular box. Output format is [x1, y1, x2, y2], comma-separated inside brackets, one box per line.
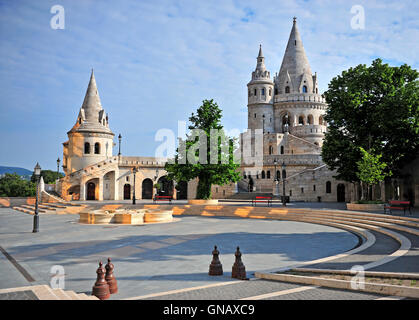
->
[142, 178, 153, 199]
[176, 181, 188, 200]
[123, 184, 131, 200]
[157, 176, 173, 197]
[87, 182, 96, 200]
[337, 184, 346, 202]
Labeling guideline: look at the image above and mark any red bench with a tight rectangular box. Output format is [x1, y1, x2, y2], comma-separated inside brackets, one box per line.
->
[153, 195, 172, 204]
[384, 200, 411, 215]
[252, 196, 272, 207]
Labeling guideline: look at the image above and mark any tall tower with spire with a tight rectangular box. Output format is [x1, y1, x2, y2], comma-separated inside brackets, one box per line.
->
[247, 45, 274, 133]
[62, 70, 115, 174]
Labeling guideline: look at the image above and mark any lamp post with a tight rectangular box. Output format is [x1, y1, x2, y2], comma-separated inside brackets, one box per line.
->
[282, 161, 286, 207]
[132, 167, 137, 205]
[33, 163, 41, 233]
[273, 159, 279, 197]
[56, 157, 60, 181]
[118, 134, 122, 156]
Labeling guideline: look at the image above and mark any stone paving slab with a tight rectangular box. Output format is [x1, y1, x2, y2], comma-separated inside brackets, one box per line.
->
[0, 290, 38, 300]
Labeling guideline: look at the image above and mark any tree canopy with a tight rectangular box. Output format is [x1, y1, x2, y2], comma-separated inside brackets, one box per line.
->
[322, 58, 419, 182]
[0, 173, 36, 197]
[31, 170, 64, 184]
[164, 99, 241, 199]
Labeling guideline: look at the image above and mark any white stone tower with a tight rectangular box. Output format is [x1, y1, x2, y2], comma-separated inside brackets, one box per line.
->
[62, 70, 114, 174]
[247, 45, 275, 134]
[273, 17, 327, 146]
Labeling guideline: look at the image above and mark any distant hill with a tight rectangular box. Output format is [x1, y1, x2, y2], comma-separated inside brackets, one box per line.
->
[0, 166, 33, 176]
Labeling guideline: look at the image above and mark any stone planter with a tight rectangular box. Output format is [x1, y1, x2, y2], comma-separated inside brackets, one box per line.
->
[144, 209, 173, 223]
[113, 211, 145, 224]
[188, 199, 219, 205]
[346, 202, 384, 212]
[79, 210, 115, 224]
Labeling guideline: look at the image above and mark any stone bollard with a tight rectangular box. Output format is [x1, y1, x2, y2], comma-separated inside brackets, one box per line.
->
[105, 257, 118, 294]
[209, 245, 223, 276]
[231, 246, 247, 280]
[92, 261, 110, 300]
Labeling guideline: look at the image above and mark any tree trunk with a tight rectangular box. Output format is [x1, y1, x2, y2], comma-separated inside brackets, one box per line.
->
[197, 174, 212, 199]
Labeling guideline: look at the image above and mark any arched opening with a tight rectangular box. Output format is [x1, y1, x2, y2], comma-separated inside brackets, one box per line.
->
[157, 176, 174, 197]
[123, 184, 131, 200]
[307, 115, 314, 125]
[86, 182, 96, 200]
[302, 85, 308, 93]
[298, 116, 304, 125]
[248, 176, 254, 192]
[276, 170, 280, 180]
[267, 171, 271, 179]
[326, 181, 332, 193]
[94, 142, 100, 154]
[176, 181, 188, 200]
[142, 178, 153, 199]
[337, 184, 346, 202]
[319, 116, 324, 125]
[269, 145, 273, 155]
[282, 169, 286, 179]
[275, 88, 278, 95]
[84, 142, 90, 154]
[280, 146, 284, 154]
[285, 86, 290, 93]
[261, 171, 265, 179]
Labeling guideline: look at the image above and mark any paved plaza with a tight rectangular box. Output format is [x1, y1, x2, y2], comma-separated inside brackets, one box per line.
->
[1, 202, 419, 300]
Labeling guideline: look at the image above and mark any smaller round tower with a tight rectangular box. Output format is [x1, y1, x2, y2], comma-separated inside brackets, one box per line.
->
[247, 45, 274, 134]
[63, 70, 114, 174]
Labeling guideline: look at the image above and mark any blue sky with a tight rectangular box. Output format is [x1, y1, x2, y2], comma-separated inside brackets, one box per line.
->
[0, 0, 418, 171]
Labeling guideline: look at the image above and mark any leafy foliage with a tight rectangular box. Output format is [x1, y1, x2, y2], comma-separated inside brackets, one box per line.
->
[31, 170, 64, 184]
[165, 99, 241, 199]
[0, 173, 36, 197]
[322, 59, 419, 182]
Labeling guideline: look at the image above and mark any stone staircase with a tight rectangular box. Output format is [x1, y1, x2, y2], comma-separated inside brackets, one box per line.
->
[0, 285, 98, 300]
[12, 202, 84, 215]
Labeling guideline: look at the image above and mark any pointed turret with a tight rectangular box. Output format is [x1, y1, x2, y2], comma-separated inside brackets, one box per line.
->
[256, 44, 266, 72]
[277, 17, 314, 94]
[81, 69, 103, 121]
[69, 70, 113, 135]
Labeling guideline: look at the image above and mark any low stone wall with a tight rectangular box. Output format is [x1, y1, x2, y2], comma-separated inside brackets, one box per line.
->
[0, 197, 36, 208]
[346, 203, 384, 212]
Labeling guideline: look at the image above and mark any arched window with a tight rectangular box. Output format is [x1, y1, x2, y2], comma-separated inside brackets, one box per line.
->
[269, 88, 272, 96]
[280, 146, 284, 154]
[276, 170, 280, 180]
[269, 145, 273, 155]
[243, 172, 247, 179]
[319, 116, 324, 125]
[285, 86, 290, 93]
[307, 115, 313, 125]
[267, 171, 271, 179]
[94, 142, 100, 154]
[261, 171, 265, 179]
[261, 88, 265, 95]
[84, 142, 90, 154]
[275, 88, 278, 95]
[302, 85, 308, 93]
[326, 181, 332, 193]
[78, 118, 82, 124]
[316, 88, 318, 94]
[299, 116, 304, 125]
[282, 169, 286, 179]
[254, 88, 257, 96]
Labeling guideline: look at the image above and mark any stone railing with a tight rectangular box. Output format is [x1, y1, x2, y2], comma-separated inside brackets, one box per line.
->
[290, 124, 327, 137]
[274, 93, 326, 103]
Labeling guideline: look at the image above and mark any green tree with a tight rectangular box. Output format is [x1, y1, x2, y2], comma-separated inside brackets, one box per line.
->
[31, 170, 64, 184]
[0, 173, 36, 197]
[322, 59, 419, 182]
[164, 99, 241, 199]
[356, 147, 391, 200]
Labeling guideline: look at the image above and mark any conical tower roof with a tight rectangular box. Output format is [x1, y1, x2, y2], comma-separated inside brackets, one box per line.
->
[278, 17, 312, 88]
[68, 70, 113, 135]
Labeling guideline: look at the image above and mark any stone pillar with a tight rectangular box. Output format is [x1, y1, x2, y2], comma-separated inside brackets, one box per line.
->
[98, 177, 104, 201]
[80, 181, 86, 201]
[113, 172, 119, 201]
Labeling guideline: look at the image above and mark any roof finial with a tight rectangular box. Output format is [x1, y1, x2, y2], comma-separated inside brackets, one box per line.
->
[293, 16, 297, 24]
